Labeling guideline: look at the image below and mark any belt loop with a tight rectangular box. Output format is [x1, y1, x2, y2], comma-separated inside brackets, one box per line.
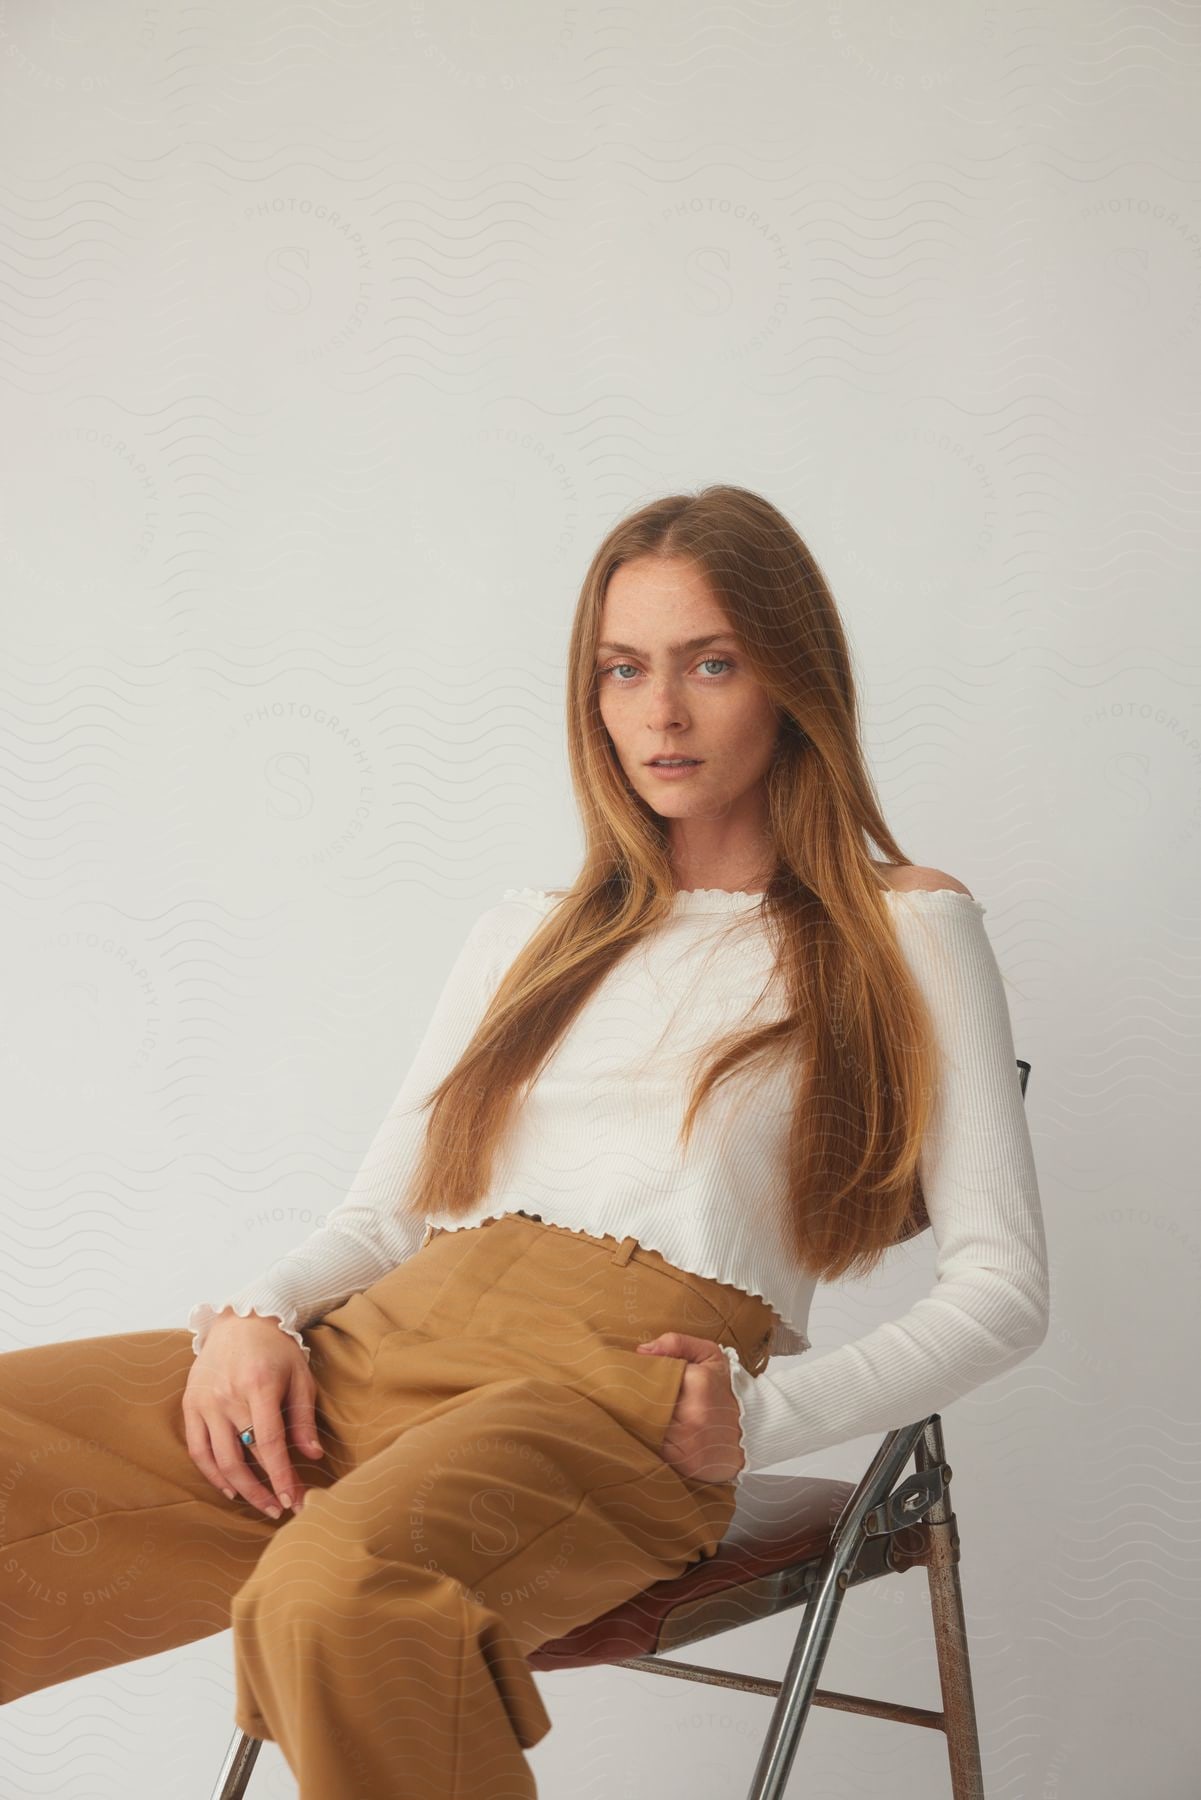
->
[611, 1234, 639, 1266]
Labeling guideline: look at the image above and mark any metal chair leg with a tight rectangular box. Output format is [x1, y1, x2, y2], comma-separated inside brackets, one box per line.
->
[918, 1417, 985, 1799]
[741, 1419, 933, 1799]
[208, 1727, 263, 1800]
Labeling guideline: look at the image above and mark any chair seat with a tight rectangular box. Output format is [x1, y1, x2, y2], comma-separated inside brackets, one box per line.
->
[528, 1471, 932, 1671]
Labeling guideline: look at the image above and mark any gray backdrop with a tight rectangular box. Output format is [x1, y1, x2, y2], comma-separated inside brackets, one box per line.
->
[1, 2, 1196, 1796]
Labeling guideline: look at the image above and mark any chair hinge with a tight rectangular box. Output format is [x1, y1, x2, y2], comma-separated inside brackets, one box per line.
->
[861, 1464, 947, 1536]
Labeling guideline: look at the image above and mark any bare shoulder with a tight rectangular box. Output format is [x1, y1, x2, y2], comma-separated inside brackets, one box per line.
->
[872, 862, 974, 899]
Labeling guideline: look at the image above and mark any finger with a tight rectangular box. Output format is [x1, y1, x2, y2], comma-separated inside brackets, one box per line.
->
[211, 1415, 287, 1518]
[281, 1373, 323, 1462]
[639, 1331, 697, 1358]
[183, 1407, 238, 1502]
[245, 1393, 301, 1513]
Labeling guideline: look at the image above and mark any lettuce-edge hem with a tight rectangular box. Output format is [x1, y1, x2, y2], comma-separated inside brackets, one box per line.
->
[188, 1301, 311, 1363]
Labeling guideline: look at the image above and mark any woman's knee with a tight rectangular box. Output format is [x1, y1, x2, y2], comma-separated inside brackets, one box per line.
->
[230, 1507, 465, 1640]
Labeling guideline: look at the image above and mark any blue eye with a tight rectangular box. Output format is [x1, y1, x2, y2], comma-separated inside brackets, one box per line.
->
[599, 657, 734, 683]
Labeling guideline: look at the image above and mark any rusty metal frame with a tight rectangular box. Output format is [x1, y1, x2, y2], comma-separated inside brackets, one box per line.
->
[615, 1410, 985, 1799]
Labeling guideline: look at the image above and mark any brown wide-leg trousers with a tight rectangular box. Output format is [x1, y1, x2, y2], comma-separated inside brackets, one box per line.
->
[0, 1210, 775, 1798]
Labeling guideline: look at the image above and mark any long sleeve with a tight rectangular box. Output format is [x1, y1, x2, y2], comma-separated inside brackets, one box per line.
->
[719, 892, 1050, 1478]
[187, 902, 508, 1361]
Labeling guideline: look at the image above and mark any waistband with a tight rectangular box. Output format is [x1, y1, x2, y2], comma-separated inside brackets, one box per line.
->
[420, 1209, 775, 1375]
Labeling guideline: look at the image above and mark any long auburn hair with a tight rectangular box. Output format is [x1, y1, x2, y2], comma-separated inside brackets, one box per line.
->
[401, 484, 944, 1283]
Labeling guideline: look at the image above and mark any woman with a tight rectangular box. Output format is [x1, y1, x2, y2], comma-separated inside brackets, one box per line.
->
[0, 485, 1049, 1799]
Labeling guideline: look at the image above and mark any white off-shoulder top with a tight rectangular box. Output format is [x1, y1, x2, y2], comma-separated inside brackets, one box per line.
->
[188, 884, 1049, 1483]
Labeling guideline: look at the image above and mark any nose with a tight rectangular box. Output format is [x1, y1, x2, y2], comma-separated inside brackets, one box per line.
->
[643, 676, 690, 733]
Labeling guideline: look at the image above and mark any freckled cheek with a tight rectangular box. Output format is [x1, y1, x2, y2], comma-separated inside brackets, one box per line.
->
[596, 699, 634, 766]
[596, 697, 620, 740]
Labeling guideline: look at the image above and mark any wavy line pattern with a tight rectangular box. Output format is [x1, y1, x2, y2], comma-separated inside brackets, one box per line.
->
[1, 2, 1197, 1796]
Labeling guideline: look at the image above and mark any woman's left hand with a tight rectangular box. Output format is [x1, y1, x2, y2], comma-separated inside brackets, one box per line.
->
[636, 1332, 745, 1484]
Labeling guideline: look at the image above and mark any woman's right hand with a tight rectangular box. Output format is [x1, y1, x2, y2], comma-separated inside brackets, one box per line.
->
[182, 1311, 325, 1518]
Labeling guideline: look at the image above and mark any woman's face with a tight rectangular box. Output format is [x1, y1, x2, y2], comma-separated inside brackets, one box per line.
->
[595, 554, 781, 827]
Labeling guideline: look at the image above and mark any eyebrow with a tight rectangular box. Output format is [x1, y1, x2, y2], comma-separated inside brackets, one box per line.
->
[595, 632, 737, 658]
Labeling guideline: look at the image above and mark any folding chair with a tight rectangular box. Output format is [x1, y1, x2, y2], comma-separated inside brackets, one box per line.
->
[211, 1060, 1032, 1800]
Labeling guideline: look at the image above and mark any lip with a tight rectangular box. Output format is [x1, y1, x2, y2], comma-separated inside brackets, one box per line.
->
[644, 758, 704, 779]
